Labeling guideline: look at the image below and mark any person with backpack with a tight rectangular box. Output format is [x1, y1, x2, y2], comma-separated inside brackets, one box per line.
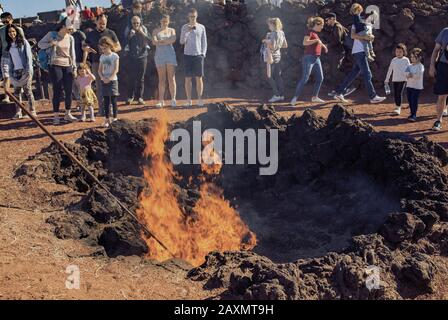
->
[38, 18, 78, 125]
[0, 12, 25, 104]
[262, 17, 287, 103]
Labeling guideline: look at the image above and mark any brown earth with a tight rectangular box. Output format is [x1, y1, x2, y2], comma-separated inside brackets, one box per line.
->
[1, 91, 447, 299]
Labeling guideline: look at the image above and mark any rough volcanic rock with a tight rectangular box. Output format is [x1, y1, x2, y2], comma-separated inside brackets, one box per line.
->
[16, 103, 448, 299]
[99, 221, 149, 257]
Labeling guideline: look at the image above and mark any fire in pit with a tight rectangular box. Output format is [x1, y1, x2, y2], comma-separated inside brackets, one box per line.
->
[137, 113, 256, 266]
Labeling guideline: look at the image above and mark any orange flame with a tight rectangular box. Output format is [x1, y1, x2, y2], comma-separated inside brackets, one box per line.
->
[137, 114, 257, 266]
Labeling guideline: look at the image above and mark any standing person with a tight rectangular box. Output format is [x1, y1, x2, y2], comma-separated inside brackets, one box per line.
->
[384, 43, 410, 115]
[152, 14, 177, 108]
[0, 12, 25, 103]
[332, 23, 385, 103]
[98, 36, 120, 128]
[71, 27, 86, 110]
[180, 8, 207, 107]
[75, 63, 97, 122]
[429, 27, 448, 131]
[125, 15, 150, 105]
[38, 19, 77, 125]
[84, 14, 121, 115]
[323, 13, 348, 88]
[290, 16, 327, 105]
[405, 48, 424, 122]
[262, 17, 287, 103]
[123, 1, 143, 40]
[6, 25, 36, 118]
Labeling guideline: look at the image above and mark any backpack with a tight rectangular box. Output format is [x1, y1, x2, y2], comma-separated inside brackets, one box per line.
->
[38, 31, 58, 72]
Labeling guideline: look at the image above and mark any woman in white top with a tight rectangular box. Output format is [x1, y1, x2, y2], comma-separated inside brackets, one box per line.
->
[385, 43, 410, 115]
[152, 14, 177, 108]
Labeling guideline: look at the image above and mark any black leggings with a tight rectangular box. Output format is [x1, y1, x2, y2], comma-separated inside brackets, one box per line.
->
[393, 81, 406, 107]
[49, 65, 74, 112]
[103, 96, 118, 119]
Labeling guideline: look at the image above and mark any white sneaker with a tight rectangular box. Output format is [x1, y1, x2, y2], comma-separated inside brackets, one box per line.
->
[64, 111, 78, 122]
[12, 112, 23, 119]
[88, 106, 95, 122]
[171, 100, 177, 107]
[103, 119, 110, 128]
[138, 98, 145, 105]
[112, 118, 118, 122]
[268, 95, 283, 103]
[393, 107, 401, 115]
[370, 95, 386, 104]
[30, 110, 37, 117]
[185, 100, 192, 107]
[156, 101, 164, 108]
[2, 96, 10, 103]
[198, 99, 204, 107]
[290, 97, 297, 106]
[80, 110, 86, 122]
[334, 94, 348, 103]
[311, 97, 325, 103]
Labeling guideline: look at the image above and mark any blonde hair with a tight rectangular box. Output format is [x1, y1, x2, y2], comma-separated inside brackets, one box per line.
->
[99, 36, 118, 52]
[78, 62, 91, 72]
[350, 3, 363, 15]
[268, 18, 283, 31]
[306, 16, 324, 29]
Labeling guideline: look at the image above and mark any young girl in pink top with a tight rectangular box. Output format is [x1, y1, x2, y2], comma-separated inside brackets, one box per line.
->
[76, 63, 97, 122]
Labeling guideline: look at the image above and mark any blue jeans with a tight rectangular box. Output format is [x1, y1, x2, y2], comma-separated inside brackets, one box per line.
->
[336, 52, 376, 99]
[294, 55, 323, 98]
[267, 61, 284, 96]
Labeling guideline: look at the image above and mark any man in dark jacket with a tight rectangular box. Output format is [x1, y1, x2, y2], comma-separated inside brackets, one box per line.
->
[323, 13, 348, 86]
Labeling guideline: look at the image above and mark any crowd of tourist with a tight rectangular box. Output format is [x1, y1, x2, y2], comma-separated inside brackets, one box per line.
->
[1, 1, 448, 132]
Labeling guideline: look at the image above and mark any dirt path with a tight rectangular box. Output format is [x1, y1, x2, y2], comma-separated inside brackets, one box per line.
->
[0, 93, 447, 299]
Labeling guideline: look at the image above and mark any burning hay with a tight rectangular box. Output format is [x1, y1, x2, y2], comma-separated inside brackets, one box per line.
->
[15, 104, 448, 299]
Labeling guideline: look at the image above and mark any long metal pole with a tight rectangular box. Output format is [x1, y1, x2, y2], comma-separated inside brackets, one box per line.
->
[6, 91, 175, 257]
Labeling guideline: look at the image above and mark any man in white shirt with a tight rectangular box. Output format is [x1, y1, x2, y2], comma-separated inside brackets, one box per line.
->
[333, 25, 385, 104]
[180, 8, 207, 107]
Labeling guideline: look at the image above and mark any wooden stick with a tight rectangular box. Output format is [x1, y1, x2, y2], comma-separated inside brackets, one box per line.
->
[6, 91, 175, 257]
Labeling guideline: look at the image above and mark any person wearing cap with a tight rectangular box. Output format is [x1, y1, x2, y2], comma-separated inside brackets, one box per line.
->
[323, 13, 348, 86]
